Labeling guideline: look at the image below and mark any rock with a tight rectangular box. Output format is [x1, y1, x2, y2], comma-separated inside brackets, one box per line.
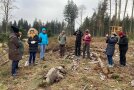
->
[99, 73, 106, 80]
[131, 80, 134, 87]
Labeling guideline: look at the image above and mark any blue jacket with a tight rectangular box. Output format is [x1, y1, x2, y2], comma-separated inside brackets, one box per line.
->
[106, 36, 118, 56]
[39, 32, 49, 45]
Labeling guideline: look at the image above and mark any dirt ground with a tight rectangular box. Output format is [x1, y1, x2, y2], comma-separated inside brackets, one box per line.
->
[0, 37, 134, 90]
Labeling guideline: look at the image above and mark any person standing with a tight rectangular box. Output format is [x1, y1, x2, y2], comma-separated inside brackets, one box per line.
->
[17, 32, 24, 69]
[118, 32, 128, 66]
[105, 33, 118, 67]
[39, 27, 49, 60]
[73, 29, 83, 57]
[27, 28, 39, 65]
[83, 29, 91, 59]
[58, 31, 66, 58]
[8, 26, 22, 76]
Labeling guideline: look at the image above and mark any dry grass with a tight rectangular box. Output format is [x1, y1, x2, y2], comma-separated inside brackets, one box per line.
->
[0, 37, 134, 90]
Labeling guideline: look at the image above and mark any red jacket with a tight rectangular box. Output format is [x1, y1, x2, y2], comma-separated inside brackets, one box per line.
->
[83, 33, 91, 44]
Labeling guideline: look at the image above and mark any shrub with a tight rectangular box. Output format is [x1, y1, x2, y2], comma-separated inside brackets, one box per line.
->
[0, 33, 9, 43]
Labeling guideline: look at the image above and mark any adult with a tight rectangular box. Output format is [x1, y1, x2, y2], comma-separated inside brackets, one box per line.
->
[39, 27, 49, 60]
[118, 31, 128, 66]
[105, 33, 118, 67]
[73, 29, 83, 56]
[8, 26, 22, 76]
[83, 29, 91, 59]
[27, 28, 39, 65]
[58, 31, 66, 58]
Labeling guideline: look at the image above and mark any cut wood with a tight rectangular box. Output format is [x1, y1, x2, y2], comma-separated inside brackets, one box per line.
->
[98, 57, 109, 75]
[0, 60, 9, 66]
[82, 84, 88, 90]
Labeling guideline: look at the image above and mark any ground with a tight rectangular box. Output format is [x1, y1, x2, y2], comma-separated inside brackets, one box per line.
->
[0, 37, 134, 90]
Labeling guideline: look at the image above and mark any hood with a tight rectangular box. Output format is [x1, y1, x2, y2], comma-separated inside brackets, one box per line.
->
[42, 28, 46, 32]
[27, 28, 38, 37]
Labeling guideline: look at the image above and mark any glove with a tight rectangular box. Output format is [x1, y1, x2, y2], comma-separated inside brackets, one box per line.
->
[31, 41, 36, 44]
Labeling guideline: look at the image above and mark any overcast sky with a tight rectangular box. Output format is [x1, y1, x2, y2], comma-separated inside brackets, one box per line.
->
[12, 0, 99, 25]
[1, 0, 133, 28]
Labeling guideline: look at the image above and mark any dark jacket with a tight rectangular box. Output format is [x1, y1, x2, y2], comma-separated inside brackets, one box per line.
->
[118, 35, 128, 51]
[73, 30, 83, 43]
[106, 36, 118, 56]
[28, 35, 39, 52]
[8, 33, 22, 61]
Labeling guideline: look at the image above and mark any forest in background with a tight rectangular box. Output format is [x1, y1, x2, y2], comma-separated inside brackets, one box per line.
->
[0, 0, 134, 42]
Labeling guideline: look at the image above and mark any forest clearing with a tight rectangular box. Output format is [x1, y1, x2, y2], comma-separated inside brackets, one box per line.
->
[0, 37, 134, 90]
[0, 0, 134, 90]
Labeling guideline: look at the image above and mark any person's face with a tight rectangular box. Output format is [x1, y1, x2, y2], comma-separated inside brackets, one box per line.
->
[120, 35, 123, 37]
[43, 30, 46, 33]
[62, 31, 65, 35]
[15, 32, 20, 37]
[30, 30, 34, 34]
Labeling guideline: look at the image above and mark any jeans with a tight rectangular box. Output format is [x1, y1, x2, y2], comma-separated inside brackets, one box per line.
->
[29, 52, 36, 64]
[12, 60, 19, 75]
[83, 44, 90, 58]
[40, 45, 46, 60]
[107, 55, 113, 65]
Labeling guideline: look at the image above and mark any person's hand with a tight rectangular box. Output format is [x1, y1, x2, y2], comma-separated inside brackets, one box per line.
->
[31, 41, 36, 44]
[106, 34, 109, 37]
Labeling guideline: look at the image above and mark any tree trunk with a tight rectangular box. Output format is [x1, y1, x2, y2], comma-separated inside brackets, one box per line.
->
[130, 0, 134, 33]
[109, 0, 111, 34]
[122, 0, 128, 31]
[115, 0, 118, 26]
[118, 0, 121, 26]
[123, 0, 128, 19]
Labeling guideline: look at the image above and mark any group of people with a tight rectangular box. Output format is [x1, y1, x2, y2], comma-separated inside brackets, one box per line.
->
[8, 25, 128, 77]
[58, 29, 91, 59]
[8, 26, 48, 76]
[105, 32, 128, 67]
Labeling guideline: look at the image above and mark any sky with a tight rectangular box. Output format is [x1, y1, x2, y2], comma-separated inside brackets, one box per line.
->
[1, 0, 133, 29]
[11, 0, 99, 28]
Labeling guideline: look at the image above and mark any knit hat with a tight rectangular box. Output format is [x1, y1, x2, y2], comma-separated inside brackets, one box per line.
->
[11, 26, 19, 33]
[118, 31, 125, 37]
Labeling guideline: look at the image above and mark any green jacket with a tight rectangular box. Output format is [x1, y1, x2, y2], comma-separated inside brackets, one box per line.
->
[58, 34, 66, 45]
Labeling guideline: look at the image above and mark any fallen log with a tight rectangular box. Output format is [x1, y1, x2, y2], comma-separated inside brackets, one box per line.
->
[97, 57, 109, 75]
[0, 60, 9, 66]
